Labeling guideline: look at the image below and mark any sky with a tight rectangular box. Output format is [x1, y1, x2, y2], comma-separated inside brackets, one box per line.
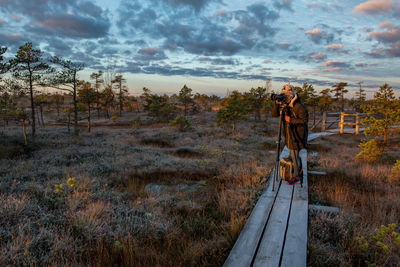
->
[1, 0, 400, 97]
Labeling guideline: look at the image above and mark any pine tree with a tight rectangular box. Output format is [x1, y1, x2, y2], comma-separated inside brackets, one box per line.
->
[244, 87, 267, 122]
[78, 81, 97, 132]
[111, 74, 128, 116]
[217, 91, 248, 134]
[47, 56, 84, 137]
[330, 82, 347, 111]
[361, 83, 400, 144]
[318, 88, 333, 112]
[0, 46, 8, 77]
[90, 71, 104, 119]
[178, 85, 194, 118]
[10, 42, 50, 139]
[354, 81, 366, 112]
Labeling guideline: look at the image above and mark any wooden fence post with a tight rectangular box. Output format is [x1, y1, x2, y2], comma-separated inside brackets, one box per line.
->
[322, 111, 326, 132]
[340, 112, 344, 134]
[355, 113, 359, 135]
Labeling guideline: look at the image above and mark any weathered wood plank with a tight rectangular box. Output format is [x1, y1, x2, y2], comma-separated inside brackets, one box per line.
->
[280, 149, 308, 267]
[223, 174, 279, 267]
[308, 170, 327, 175]
[252, 181, 293, 267]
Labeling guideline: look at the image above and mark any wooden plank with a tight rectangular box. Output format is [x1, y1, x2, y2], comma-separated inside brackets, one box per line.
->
[280, 149, 308, 267]
[252, 181, 293, 267]
[224, 145, 290, 267]
[223, 174, 279, 267]
[308, 170, 327, 175]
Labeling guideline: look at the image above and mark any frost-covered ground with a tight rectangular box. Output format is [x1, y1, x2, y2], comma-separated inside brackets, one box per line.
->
[0, 112, 280, 266]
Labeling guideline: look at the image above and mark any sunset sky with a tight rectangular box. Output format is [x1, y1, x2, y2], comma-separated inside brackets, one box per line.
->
[1, 0, 399, 97]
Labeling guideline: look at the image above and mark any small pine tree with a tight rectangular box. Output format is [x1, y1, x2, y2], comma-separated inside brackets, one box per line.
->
[169, 115, 191, 131]
[178, 85, 194, 118]
[318, 88, 333, 112]
[217, 91, 248, 134]
[361, 83, 400, 144]
[330, 82, 348, 111]
[392, 160, 400, 178]
[356, 139, 383, 162]
[78, 81, 97, 132]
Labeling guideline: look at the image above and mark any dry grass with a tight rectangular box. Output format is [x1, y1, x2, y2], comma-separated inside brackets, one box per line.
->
[0, 112, 279, 266]
[308, 132, 400, 266]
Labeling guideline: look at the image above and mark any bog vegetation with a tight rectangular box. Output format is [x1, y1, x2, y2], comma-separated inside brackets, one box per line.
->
[1, 42, 400, 266]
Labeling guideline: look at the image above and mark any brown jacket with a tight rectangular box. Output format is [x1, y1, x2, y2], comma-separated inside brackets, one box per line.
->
[272, 94, 309, 150]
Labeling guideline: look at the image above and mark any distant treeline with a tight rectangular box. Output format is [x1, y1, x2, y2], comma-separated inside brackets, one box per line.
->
[1, 42, 398, 140]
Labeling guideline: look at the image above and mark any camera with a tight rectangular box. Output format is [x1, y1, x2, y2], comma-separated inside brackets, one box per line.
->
[271, 93, 287, 103]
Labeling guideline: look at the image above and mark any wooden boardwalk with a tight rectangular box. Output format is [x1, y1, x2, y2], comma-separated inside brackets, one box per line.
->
[223, 133, 331, 267]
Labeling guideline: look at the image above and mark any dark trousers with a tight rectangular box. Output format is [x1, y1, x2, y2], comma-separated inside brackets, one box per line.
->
[289, 149, 301, 177]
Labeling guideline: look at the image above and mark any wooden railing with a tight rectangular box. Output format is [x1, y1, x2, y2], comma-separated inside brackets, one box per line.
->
[338, 112, 367, 135]
[310, 112, 367, 135]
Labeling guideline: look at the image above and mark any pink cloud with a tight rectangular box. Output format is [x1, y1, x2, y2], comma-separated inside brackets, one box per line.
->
[0, 20, 5, 25]
[378, 21, 394, 29]
[325, 43, 344, 51]
[263, 59, 272, 63]
[369, 26, 400, 43]
[317, 67, 343, 72]
[322, 60, 349, 68]
[309, 52, 327, 61]
[353, 0, 394, 15]
[306, 28, 322, 36]
[138, 47, 158, 56]
[305, 28, 333, 44]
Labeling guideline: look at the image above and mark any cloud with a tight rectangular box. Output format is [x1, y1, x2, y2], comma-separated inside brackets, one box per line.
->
[353, 0, 394, 15]
[135, 47, 167, 61]
[368, 25, 400, 43]
[378, 21, 394, 28]
[117, 1, 280, 56]
[277, 42, 299, 51]
[325, 43, 343, 51]
[305, 28, 334, 44]
[31, 14, 110, 38]
[319, 67, 344, 72]
[366, 23, 400, 57]
[325, 43, 350, 55]
[10, 13, 23, 22]
[119, 61, 338, 87]
[306, 1, 344, 13]
[322, 60, 350, 68]
[363, 46, 388, 58]
[355, 62, 367, 67]
[152, 0, 222, 12]
[263, 59, 272, 63]
[273, 0, 293, 11]
[309, 52, 327, 62]
[386, 41, 400, 56]
[1, 0, 111, 39]
[361, 25, 374, 32]
[0, 33, 22, 46]
[43, 37, 74, 56]
[198, 57, 238, 65]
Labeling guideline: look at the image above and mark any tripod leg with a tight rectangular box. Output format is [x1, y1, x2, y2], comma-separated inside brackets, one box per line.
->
[272, 109, 284, 191]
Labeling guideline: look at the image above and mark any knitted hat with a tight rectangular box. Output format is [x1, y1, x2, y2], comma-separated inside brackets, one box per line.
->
[281, 84, 294, 96]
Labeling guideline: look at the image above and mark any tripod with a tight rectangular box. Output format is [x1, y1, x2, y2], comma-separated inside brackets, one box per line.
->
[272, 106, 303, 191]
[272, 107, 285, 191]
